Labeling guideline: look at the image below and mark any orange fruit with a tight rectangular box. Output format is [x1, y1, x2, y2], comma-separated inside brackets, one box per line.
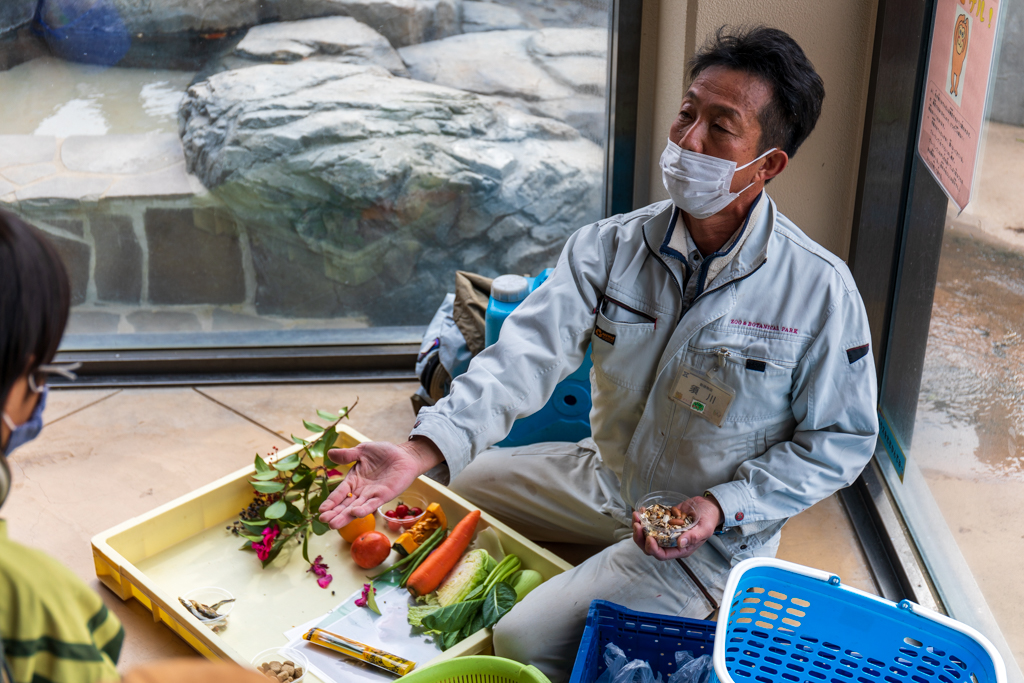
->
[337, 513, 376, 543]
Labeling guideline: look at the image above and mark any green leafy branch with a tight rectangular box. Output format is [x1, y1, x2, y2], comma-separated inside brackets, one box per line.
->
[236, 402, 358, 569]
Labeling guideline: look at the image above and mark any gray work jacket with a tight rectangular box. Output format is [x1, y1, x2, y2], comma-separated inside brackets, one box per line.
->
[412, 195, 879, 560]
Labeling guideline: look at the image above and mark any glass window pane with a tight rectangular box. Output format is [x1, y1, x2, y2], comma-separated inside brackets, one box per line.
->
[0, 0, 611, 345]
[893, 21, 1024, 672]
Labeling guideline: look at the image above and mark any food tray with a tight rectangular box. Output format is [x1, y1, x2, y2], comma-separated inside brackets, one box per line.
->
[569, 600, 717, 683]
[92, 424, 572, 679]
[711, 558, 1006, 683]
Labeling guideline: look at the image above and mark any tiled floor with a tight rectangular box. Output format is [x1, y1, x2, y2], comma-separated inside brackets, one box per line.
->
[2, 383, 876, 671]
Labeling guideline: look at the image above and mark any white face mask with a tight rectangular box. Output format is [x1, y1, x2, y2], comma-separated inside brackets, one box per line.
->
[660, 138, 776, 219]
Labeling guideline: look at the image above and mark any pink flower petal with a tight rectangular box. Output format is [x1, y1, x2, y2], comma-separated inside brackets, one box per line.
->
[254, 541, 272, 561]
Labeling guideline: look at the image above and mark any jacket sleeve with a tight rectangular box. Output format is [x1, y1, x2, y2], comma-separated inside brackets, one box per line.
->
[410, 222, 611, 479]
[706, 285, 879, 532]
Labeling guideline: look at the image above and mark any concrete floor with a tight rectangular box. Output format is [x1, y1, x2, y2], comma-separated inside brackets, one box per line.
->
[2, 382, 876, 672]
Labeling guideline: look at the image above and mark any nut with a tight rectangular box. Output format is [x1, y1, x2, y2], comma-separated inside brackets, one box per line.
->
[269, 662, 282, 673]
[640, 502, 697, 546]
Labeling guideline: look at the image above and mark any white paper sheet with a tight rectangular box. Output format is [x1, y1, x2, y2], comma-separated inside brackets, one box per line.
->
[283, 579, 441, 683]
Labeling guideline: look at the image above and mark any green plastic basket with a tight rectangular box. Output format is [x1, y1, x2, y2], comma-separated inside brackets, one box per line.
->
[401, 656, 552, 683]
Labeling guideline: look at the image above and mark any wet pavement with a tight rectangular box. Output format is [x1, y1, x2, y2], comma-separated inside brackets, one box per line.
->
[916, 228, 1024, 481]
[913, 222, 1024, 666]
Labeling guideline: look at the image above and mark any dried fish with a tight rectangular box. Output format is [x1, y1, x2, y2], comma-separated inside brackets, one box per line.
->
[178, 596, 235, 620]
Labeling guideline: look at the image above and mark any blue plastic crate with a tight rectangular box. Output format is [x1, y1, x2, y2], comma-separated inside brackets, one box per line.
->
[712, 559, 1006, 683]
[570, 600, 717, 683]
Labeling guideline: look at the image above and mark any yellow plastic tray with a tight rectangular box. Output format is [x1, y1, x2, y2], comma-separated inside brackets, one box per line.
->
[92, 424, 572, 677]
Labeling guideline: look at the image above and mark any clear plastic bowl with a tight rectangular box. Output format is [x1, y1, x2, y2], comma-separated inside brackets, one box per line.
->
[635, 491, 699, 548]
[180, 586, 235, 627]
[251, 646, 308, 683]
[377, 490, 429, 532]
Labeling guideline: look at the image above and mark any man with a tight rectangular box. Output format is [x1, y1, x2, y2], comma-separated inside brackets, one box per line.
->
[320, 26, 878, 681]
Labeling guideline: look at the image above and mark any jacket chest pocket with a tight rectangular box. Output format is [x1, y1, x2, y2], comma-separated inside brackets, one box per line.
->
[682, 345, 798, 422]
[591, 304, 664, 392]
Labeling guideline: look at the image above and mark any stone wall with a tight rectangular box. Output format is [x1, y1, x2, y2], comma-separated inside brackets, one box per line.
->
[0, 133, 288, 334]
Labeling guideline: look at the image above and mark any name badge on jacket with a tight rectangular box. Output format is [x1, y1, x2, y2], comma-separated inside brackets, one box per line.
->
[669, 365, 735, 427]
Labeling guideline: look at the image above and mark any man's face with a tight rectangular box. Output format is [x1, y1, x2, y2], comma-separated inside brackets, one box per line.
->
[669, 66, 773, 192]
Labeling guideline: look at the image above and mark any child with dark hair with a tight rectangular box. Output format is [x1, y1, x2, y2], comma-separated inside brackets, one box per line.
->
[0, 209, 124, 683]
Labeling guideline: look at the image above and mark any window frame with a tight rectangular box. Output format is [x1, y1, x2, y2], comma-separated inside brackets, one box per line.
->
[846, 0, 1023, 679]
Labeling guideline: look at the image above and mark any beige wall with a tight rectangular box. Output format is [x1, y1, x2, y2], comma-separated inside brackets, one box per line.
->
[636, 0, 878, 260]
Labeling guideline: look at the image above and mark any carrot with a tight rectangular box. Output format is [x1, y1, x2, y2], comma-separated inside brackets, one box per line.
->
[405, 510, 481, 597]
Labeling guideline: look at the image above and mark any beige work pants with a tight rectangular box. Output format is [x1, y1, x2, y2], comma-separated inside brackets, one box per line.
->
[449, 439, 746, 683]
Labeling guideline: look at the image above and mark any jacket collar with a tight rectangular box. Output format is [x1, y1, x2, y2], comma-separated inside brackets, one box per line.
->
[700, 192, 773, 298]
[641, 195, 777, 381]
[642, 194, 775, 299]
[641, 200, 676, 250]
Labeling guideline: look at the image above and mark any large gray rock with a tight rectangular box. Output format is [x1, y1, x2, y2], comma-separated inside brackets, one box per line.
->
[461, 2, 534, 32]
[494, 0, 609, 29]
[36, 0, 461, 68]
[38, 0, 261, 37]
[399, 29, 607, 142]
[277, 0, 462, 48]
[0, 1, 35, 36]
[38, 0, 461, 43]
[179, 61, 602, 324]
[228, 17, 409, 76]
[0, 1, 44, 71]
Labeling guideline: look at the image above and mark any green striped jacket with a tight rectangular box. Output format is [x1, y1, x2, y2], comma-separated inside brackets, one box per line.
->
[1, 520, 123, 683]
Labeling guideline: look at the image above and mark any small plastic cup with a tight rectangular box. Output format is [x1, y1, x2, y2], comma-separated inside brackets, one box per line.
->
[635, 491, 700, 548]
[378, 491, 428, 532]
[251, 647, 308, 683]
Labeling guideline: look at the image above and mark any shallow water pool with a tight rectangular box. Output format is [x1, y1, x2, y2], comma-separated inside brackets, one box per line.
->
[0, 56, 194, 136]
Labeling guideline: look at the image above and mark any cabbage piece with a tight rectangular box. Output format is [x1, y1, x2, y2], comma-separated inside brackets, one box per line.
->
[436, 549, 494, 607]
[407, 594, 440, 629]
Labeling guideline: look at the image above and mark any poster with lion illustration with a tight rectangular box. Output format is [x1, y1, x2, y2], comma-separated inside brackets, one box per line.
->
[946, 9, 971, 107]
[918, 0, 1001, 211]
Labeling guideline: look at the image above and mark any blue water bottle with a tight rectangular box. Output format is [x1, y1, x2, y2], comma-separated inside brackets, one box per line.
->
[485, 270, 593, 447]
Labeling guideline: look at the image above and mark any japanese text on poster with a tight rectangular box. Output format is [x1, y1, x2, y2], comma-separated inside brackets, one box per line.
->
[917, 0, 1001, 211]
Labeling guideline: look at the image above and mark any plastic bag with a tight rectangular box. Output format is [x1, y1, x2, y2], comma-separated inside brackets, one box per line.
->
[595, 644, 662, 683]
[667, 650, 713, 683]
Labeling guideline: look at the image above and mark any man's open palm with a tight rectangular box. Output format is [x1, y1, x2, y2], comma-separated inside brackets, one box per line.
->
[318, 441, 426, 529]
[317, 440, 442, 532]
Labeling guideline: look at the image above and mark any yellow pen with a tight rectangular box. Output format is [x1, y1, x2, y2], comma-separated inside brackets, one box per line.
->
[302, 627, 416, 676]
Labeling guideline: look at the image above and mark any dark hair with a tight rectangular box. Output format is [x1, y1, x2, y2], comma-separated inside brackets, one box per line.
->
[688, 26, 825, 158]
[0, 210, 71, 413]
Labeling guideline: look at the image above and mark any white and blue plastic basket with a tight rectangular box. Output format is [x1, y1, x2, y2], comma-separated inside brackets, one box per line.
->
[712, 559, 1006, 683]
